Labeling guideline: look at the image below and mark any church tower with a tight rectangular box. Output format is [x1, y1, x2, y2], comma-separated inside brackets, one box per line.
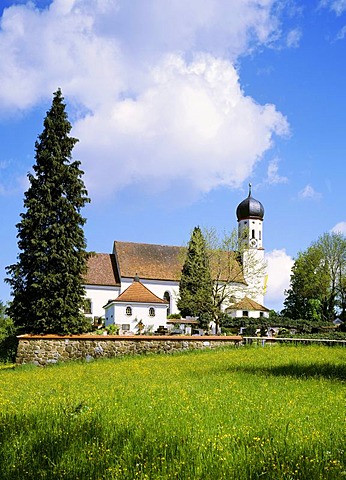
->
[236, 184, 265, 304]
[236, 183, 264, 250]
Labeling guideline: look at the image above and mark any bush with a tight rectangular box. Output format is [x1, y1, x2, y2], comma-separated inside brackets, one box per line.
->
[105, 324, 120, 335]
[0, 316, 18, 363]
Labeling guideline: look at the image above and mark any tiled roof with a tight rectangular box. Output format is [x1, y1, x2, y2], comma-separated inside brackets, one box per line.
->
[113, 241, 245, 284]
[84, 241, 246, 286]
[113, 241, 183, 281]
[84, 253, 120, 286]
[114, 280, 168, 304]
[226, 296, 269, 312]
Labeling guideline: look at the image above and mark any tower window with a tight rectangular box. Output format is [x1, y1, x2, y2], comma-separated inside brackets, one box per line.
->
[259, 231, 261, 240]
[251, 229, 255, 239]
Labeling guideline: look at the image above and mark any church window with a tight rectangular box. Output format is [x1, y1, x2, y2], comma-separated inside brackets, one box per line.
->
[243, 311, 249, 317]
[122, 324, 130, 331]
[251, 229, 255, 239]
[149, 307, 155, 317]
[164, 291, 171, 316]
[83, 298, 92, 314]
[126, 306, 132, 316]
[259, 312, 264, 317]
[259, 231, 261, 240]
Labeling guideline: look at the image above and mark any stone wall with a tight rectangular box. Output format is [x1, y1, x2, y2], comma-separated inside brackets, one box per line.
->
[16, 334, 242, 366]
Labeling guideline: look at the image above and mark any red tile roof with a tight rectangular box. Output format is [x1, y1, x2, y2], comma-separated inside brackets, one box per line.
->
[84, 253, 120, 286]
[85, 241, 245, 286]
[227, 296, 269, 312]
[113, 241, 183, 281]
[114, 280, 168, 304]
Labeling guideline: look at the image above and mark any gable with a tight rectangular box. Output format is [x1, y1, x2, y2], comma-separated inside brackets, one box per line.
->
[227, 296, 269, 312]
[114, 280, 169, 304]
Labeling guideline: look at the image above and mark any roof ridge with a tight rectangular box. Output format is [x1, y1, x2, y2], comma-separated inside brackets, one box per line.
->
[114, 240, 182, 249]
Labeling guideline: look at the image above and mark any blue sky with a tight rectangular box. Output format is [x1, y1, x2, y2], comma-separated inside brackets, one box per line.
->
[1, 0, 346, 311]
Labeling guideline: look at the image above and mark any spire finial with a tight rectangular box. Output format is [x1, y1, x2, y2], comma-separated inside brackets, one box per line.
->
[134, 273, 140, 282]
[248, 183, 252, 197]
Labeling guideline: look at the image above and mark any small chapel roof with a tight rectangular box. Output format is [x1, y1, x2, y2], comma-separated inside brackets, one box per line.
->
[109, 278, 168, 305]
[226, 296, 269, 312]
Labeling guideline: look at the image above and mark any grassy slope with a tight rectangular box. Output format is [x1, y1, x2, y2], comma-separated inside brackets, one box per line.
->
[0, 345, 345, 479]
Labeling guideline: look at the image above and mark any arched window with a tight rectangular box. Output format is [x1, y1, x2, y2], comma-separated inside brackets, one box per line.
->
[163, 291, 171, 316]
[149, 307, 155, 317]
[251, 229, 255, 239]
[83, 298, 92, 314]
[126, 306, 132, 316]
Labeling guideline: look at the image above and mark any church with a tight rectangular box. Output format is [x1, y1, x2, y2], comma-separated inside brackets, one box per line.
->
[83, 186, 269, 333]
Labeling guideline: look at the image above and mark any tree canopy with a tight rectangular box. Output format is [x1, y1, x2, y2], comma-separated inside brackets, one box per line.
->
[6, 89, 90, 335]
[283, 232, 346, 321]
[177, 226, 214, 329]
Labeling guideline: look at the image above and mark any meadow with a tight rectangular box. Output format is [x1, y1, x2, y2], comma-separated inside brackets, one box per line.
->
[0, 345, 345, 479]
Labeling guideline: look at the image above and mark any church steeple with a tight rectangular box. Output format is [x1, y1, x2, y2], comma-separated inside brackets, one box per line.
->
[236, 185, 264, 250]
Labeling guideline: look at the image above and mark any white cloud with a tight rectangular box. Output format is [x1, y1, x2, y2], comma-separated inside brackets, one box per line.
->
[320, 0, 346, 15]
[286, 28, 302, 48]
[336, 25, 346, 40]
[74, 54, 289, 197]
[331, 221, 346, 234]
[298, 184, 322, 200]
[0, 0, 291, 198]
[266, 158, 288, 184]
[265, 249, 294, 311]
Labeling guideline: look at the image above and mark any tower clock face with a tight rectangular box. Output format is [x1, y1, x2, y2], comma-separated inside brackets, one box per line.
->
[249, 238, 258, 248]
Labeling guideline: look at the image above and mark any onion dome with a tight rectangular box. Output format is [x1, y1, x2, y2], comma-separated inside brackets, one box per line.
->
[236, 184, 264, 221]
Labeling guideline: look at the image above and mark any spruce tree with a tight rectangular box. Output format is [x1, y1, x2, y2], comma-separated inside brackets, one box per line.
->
[177, 226, 214, 329]
[6, 89, 90, 335]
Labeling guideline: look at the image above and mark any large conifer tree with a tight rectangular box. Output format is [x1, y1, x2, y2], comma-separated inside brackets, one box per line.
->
[6, 89, 90, 334]
[177, 226, 214, 329]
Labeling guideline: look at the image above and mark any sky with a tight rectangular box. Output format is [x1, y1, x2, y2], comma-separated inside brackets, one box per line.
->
[1, 0, 346, 312]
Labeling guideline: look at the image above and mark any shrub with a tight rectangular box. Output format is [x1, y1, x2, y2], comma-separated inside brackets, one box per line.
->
[0, 316, 18, 363]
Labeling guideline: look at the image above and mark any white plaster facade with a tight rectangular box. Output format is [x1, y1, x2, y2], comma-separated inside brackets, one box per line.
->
[84, 284, 120, 319]
[227, 309, 269, 319]
[104, 301, 168, 333]
[120, 277, 179, 316]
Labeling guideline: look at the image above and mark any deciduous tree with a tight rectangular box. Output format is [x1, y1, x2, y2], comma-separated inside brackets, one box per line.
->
[204, 227, 266, 332]
[283, 232, 346, 321]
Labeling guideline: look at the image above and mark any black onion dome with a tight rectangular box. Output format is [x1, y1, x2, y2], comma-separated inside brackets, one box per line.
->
[236, 184, 264, 221]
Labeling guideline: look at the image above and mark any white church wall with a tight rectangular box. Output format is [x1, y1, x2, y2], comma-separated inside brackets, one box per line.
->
[105, 302, 168, 333]
[227, 310, 269, 319]
[83, 285, 120, 319]
[121, 277, 180, 315]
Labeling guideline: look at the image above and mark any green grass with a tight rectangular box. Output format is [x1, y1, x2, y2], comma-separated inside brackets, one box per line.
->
[0, 345, 345, 479]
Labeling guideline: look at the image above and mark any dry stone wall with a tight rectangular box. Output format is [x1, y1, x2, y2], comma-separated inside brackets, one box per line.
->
[16, 335, 242, 366]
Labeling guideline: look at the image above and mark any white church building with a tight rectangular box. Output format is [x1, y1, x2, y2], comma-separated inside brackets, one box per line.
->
[83, 186, 269, 333]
